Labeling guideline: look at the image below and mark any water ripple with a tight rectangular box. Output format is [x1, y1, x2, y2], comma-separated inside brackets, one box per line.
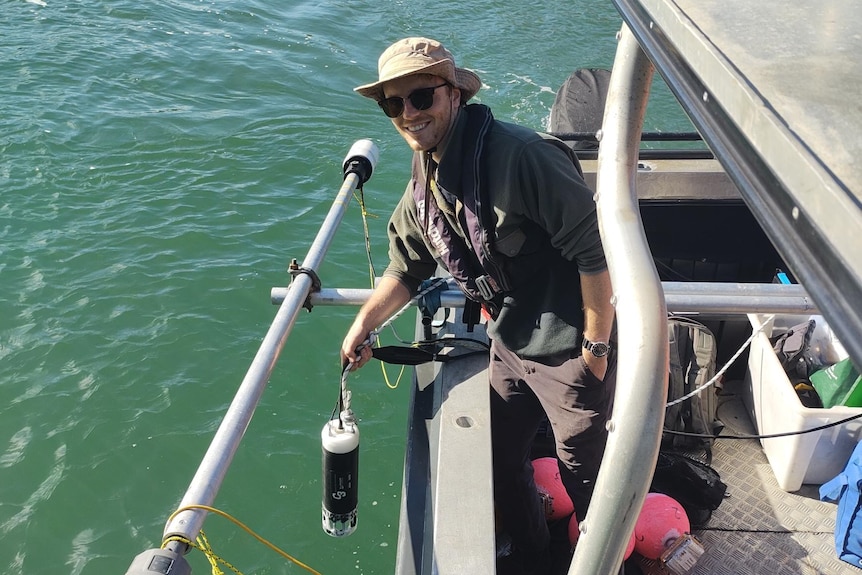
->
[0, 427, 33, 469]
[1, 444, 66, 535]
[67, 528, 98, 575]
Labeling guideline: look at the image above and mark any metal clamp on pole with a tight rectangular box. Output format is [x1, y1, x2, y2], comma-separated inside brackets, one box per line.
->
[288, 258, 323, 312]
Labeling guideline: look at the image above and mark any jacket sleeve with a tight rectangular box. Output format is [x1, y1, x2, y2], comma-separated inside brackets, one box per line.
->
[382, 186, 439, 293]
[517, 137, 606, 273]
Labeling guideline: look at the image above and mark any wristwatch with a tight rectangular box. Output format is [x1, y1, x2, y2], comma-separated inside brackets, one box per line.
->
[583, 338, 611, 358]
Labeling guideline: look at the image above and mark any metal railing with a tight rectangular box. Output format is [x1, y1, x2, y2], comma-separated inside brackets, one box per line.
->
[568, 25, 666, 574]
[124, 140, 379, 575]
[272, 282, 817, 316]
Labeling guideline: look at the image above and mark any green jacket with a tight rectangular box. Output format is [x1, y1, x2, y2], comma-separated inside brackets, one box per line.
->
[384, 105, 606, 358]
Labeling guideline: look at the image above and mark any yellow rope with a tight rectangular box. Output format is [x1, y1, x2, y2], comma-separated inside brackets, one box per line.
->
[382, 362, 406, 390]
[197, 531, 222, 574]
[162, 534, 241, 575]
[164, 505, 323, 575]
[353, 188, 406, 390]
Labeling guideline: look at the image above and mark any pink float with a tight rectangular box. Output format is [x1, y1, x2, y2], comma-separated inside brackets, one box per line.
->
[568, 513, 635, 559]
[532, 457, 574, 521]
[633, 492, 691, 559]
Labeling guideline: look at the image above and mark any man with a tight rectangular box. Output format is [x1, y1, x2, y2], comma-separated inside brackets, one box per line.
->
[341, 37, 616, 574]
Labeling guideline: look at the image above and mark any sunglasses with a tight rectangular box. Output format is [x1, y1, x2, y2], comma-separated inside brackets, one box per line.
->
[378, 83, 449, 118]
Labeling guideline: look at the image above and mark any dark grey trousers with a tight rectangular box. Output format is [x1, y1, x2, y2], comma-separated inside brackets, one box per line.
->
[490, 338, 616, 568]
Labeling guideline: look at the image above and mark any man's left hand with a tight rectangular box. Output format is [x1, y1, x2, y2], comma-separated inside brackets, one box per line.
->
[583, 353, 608, 381]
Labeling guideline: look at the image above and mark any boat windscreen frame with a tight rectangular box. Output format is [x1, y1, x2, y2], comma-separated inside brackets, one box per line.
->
[611, 0, 862, 367]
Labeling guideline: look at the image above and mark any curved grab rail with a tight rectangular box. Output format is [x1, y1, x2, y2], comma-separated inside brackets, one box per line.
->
[567, 25, 669, 574]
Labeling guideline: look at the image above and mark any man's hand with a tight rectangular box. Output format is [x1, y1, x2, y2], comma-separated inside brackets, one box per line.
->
[340, 276, 413, 371]
[341, 327, 374, 371]
[583, 352, 608, 381]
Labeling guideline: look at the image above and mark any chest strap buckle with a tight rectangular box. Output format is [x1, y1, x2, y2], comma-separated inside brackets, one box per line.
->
[475, 274, 501, 301]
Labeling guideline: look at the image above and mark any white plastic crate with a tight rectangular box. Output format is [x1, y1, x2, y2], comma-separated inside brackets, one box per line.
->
[744, 313, 862, 491]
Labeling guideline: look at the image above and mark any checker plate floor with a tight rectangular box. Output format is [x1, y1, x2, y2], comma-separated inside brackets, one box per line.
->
[634, 382, 859, 575]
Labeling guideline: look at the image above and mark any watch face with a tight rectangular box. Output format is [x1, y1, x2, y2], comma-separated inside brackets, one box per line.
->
[588, 341, 609, 357]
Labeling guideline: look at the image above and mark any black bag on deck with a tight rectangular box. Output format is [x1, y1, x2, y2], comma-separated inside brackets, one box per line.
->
[651, 450, 728, 526]
[663, 317, 722, 455]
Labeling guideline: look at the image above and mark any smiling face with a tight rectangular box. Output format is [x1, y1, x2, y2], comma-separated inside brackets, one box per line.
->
[381, 73, 461, 153]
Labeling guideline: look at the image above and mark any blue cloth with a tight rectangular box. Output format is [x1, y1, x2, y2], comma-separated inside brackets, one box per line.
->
[820, 440, 862, 568]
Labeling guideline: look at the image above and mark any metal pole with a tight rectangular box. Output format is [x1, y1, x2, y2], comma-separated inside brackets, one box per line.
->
[568, 25, 665, 574]
[271, 282, 818, 315]
[160, 141, 378, 547]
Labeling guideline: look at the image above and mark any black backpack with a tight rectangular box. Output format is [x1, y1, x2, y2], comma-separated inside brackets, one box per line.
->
[663, 317, 723, 455]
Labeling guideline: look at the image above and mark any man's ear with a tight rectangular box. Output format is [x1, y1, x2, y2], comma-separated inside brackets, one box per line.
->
[450, 86, 463, 108]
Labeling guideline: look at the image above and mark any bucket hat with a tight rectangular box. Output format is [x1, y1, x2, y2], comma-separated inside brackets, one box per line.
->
[355, 37, 481, 103]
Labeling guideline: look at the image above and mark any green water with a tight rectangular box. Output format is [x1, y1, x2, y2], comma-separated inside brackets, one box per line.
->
[0, 2, 690, 574]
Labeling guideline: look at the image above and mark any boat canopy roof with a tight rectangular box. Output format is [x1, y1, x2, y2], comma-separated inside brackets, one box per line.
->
[613, 0, 862, 365]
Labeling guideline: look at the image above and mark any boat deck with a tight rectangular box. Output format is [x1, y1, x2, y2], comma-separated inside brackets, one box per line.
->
[635, 379, 854, 575]
[392, 303, 859, 575]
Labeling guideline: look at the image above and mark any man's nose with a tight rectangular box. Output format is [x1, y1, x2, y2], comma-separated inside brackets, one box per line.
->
[402, 97, 422, 118]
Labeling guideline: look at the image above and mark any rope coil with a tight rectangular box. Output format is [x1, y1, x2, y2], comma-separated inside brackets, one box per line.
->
[163, 504, 323, 575]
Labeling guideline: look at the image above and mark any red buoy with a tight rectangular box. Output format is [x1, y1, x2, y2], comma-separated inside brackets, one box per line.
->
[568, 513, 635, 559]
[633, 493, 690, 559]
[532, 457, 574, 521]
